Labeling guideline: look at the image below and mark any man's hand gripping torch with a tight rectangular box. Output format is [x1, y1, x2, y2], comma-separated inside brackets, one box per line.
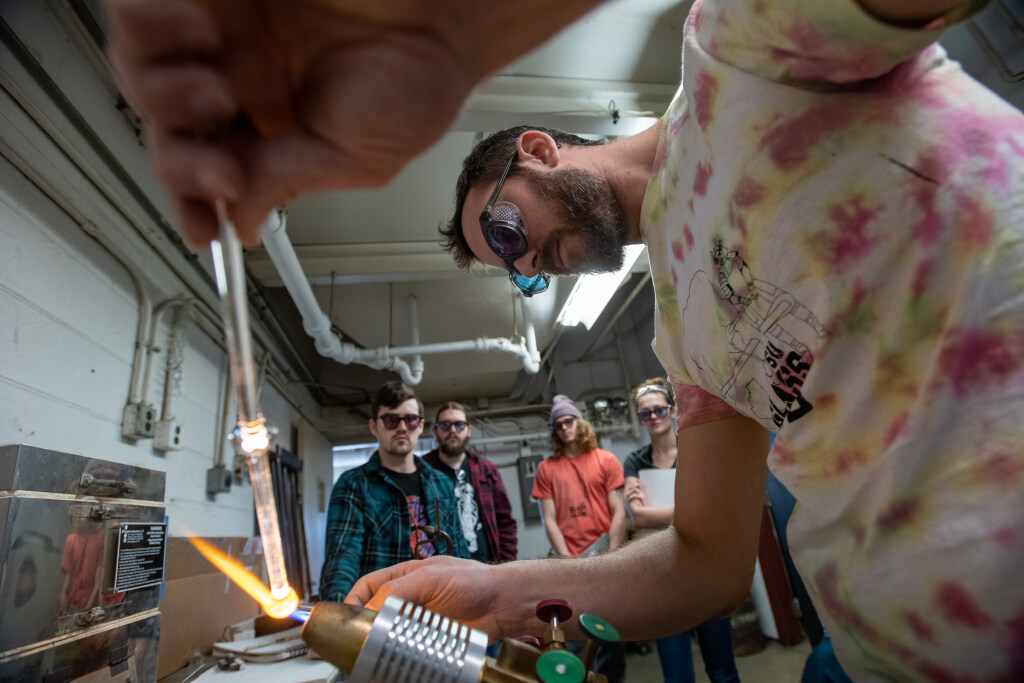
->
[302, 596, 619, 683]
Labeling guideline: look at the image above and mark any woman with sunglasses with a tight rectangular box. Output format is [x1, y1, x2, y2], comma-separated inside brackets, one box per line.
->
[625, 378, 740, 683]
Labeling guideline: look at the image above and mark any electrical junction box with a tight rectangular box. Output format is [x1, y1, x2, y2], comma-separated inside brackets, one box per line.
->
[122, 403, 157, 440]
[516, 454, 543, 521]
[206, 465, 232, 494]
[154, 419, 183, 452]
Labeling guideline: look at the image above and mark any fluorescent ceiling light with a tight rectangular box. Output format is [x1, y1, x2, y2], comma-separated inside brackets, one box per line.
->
[556, 245, 645, 330]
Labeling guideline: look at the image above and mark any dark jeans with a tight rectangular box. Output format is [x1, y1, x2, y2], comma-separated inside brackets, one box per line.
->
[566, 639, 626, 683]
[655, 617, 739, 683]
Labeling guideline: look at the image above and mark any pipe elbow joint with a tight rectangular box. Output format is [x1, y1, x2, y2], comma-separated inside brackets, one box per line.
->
[315, 334, 342, 357]
[304, 315, 332, 341]
[391, 358, 422, 386]
[259, 209, 286, 238]
[331, 341, 358, 364]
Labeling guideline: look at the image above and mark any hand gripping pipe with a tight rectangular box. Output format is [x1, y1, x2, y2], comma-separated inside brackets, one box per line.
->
[211, 200, 297, 616]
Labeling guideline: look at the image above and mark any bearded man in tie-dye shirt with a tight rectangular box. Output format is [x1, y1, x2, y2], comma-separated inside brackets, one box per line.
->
[106, 0, 1024, 678]
[429, 1, 1024, 678]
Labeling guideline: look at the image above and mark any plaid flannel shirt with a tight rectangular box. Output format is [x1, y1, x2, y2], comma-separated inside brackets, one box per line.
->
[318, 452, 469, 602]
[422, 449, 518, 563]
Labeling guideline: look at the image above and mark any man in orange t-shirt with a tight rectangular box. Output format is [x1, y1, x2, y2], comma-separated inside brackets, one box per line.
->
[532, 395, 627, 557]
[532, 394, 629, 683]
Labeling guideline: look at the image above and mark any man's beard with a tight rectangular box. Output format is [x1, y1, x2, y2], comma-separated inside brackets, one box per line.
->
[519, 166, 628, 275]
[440, 437, 468, 458]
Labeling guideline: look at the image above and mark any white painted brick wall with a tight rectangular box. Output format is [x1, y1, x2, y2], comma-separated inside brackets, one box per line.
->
[0, 160, 331, 595]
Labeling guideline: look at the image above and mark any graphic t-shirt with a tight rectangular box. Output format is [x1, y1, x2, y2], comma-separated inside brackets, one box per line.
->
[388, 469, 435, 559]
[436, 459, 490, 562]
[531, 448, 624, 556]
[640, 0, 1024, 677]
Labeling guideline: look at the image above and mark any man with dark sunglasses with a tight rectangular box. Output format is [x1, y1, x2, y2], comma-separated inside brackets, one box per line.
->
[318, 381, 469, 602]
[422, 402, 518, 563]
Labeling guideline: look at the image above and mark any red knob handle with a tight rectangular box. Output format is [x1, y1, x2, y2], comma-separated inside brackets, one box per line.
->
[536, 599, 573, 625]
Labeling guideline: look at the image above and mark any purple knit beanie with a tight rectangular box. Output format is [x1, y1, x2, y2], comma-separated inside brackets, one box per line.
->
[550, 394, 583, 429]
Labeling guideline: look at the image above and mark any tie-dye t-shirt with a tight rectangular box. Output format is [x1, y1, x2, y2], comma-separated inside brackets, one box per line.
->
[641, 0, 1024, 678]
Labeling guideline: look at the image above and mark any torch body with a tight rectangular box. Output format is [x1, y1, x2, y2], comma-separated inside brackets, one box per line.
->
[302, 597, 612, 683]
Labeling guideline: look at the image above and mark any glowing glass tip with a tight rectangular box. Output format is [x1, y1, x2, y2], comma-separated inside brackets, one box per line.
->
[239, 421, 270, 454]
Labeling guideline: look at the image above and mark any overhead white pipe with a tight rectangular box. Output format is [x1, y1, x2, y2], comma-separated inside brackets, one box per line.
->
[259, 211, 421, 384]
[519, 296, 541, 374]
[260, 211, 542, 385]
[379, 295, 538, 373]
[405, 295, 425, 383]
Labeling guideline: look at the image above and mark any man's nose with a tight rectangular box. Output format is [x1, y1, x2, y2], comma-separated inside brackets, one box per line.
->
[512, 247, 541, 277]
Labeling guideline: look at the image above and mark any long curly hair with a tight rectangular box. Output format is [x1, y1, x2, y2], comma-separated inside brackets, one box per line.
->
[550, 416, 600, 457]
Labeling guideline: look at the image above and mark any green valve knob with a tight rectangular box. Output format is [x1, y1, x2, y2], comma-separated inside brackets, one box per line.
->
[536, 650, 585, 683]
[579, 613, 620, 644]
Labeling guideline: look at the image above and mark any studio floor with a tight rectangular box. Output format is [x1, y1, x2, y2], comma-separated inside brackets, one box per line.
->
[624, 638, 812, 682]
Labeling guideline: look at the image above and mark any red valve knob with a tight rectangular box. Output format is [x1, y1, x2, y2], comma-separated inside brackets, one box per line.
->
[536, 599, 573, 626]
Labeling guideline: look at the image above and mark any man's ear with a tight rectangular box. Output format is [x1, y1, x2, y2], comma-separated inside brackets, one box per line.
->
[368, 418, 379, 439]
[517, 131, 560, 168]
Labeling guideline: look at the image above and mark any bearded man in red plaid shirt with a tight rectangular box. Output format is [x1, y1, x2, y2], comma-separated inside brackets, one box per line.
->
[423, 402, 518, 563]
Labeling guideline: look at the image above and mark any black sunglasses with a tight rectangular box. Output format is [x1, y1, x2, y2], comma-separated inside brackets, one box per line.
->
[378, 413, 423, 430]
[434, 420, 468, 432]
[478, 153, 550, 297]
[637, 405, 671, 423]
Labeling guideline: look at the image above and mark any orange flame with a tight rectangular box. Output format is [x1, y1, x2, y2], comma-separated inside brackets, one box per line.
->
[188, 537, 298, 618]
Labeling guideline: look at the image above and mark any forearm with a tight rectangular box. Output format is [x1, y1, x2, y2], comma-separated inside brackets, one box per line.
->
[59, 574, 71, 613]
[608, 508, 627, 551]
[90, 566, 103, 607]
[629, 505, 675, 528]
[543, 520, 571, 557]
[488, 527, 755, 641]
[349, 417, 769, 646]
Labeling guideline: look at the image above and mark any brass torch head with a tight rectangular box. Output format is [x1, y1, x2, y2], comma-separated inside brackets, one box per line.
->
[301, 601, 376, 673]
